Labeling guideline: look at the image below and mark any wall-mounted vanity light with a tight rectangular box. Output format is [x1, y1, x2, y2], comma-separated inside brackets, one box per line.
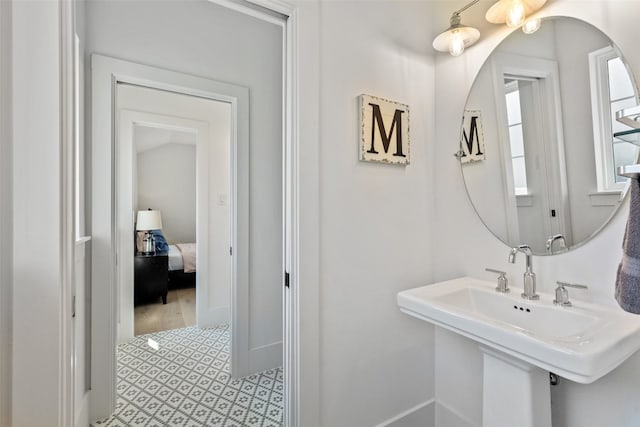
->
[432, 0, 481, 57]
[434, 0, 547, 56]
[485, 0, 546, 33]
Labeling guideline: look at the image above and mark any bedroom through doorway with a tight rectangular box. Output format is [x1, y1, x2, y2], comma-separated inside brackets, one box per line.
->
[116, 82, 233, 344]
[133, 123, 199, 336]
[88, 1, 289, 414]
[96, 60, 286, 424]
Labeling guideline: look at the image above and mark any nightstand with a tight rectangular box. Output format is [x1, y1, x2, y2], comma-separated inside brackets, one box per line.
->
[134, 254, 169, 305]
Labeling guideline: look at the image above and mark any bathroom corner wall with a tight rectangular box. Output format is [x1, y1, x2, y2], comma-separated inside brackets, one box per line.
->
[433, 1, 640, 426]
[12, 1, 64, 424]
[312, 1, 437, 425]
[0, 1, 11, 425]
[137, 143, 197, 245]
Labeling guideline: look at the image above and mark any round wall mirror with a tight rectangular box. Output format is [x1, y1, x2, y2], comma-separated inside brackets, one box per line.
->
[459, 16, 639, 255]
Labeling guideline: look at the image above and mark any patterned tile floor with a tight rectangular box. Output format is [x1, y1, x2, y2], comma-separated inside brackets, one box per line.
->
[93, 325, 283, 427]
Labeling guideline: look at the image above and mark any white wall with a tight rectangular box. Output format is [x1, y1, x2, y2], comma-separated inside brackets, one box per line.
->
[0, 0, 11, 425]
[74, 241, 90, 427]
[137, 142, 197, 244]
[433, 1, 640, 426]
[312, 1, 436, 425]
[86, 0, 283, 372]
[292, 2, 322, 424]
[11, 2, 92, 426]
[75, 3, 91, 423]
[12, 0, 63, 425]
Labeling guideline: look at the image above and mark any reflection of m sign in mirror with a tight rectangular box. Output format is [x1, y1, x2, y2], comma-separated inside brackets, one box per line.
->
[459, 109, 486, 164]
[359, 94, 410, 165]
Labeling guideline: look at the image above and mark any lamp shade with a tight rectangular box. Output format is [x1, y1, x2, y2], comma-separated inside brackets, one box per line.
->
[136, 210, 162, 231]
[433, 11, 480, 57]
[433, 25, 480, 56]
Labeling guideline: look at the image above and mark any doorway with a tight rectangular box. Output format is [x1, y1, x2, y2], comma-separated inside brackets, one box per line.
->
[59, 0, 301, 425]
[132, 123, 198, 336]
[115, 83, 233, 343]
[92, 70, 286, 424]
[90, 51, 288, 423]
[84, 0, 300, 424]
[500, 73, 569, 251]
[491, 52, 572, 253]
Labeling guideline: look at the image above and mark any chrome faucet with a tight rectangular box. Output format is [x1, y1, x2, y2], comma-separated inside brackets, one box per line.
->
[509, 245, 539, 300]
[546, 234, 566, 254]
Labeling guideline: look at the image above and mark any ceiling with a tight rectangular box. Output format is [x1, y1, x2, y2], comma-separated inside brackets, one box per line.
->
[134, 124, 196, 153]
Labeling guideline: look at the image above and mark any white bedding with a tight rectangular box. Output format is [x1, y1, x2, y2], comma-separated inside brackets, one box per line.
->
[168, 244, 197, 272]
[168, 245, 184, 271]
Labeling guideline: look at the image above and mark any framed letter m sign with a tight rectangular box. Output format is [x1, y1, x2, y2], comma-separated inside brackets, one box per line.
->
[360, 94, 410, 165]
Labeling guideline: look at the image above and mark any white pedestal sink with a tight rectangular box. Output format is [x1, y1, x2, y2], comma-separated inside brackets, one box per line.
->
[398, 277, 640, 427]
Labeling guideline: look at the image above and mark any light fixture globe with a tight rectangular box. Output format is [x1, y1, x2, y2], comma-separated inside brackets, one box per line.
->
[485, 0, 547, 25]
[522, 17, 541, 33]
[433, 13, 481, 56]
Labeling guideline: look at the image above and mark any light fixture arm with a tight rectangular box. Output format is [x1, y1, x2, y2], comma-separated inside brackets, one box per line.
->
[449, 13, 462, 28]
[449, 0, 481, 27]
[453, 0, 481, 16]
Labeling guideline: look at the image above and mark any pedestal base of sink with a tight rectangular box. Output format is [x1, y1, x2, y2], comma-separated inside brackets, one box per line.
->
[481, 347, 551, 427]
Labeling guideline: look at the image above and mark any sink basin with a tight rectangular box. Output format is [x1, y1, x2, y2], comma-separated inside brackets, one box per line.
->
[398, 277, 640, 384]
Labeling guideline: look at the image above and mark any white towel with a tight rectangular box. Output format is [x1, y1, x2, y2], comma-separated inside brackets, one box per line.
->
[616, 178, 640, 314]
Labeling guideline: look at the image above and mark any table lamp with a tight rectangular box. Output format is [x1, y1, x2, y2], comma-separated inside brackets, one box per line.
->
[136, 209, 162, 255]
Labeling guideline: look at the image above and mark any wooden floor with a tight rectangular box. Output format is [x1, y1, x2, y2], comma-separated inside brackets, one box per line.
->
[134, 287, 196, 336]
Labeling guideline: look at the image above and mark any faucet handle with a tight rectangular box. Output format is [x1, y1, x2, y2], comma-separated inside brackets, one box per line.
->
[556, 281, 588, 289]
[486, 268, 509, 293]
[554, 281, 588, 307]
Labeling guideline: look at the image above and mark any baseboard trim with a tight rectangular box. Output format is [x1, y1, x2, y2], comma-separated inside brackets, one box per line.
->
[199, 306, 229, 328]
[435, 400, 479, 427]
[75, 392, 90, 427]
[376, 398, 436, 427]
[249, 340, 283, 373]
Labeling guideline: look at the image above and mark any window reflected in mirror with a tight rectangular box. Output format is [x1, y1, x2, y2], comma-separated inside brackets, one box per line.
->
[505, 80, 528, 196]
[589, 46, 639, 192]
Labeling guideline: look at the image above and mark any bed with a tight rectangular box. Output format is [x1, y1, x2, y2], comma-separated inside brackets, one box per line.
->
[136, 230, 197, 289]
[167, 243, 196, 288]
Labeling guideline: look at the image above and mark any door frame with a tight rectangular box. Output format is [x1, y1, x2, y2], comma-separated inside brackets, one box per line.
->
[90, 54, 250, 419]
[491, 52, 572, 248]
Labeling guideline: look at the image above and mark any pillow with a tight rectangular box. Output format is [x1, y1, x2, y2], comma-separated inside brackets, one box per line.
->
[151, 230, 169, 255]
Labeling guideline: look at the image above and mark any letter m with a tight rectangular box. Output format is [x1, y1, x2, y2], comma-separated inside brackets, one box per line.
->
[367, 103, 406, 158]
[461, 115, 483, 157]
